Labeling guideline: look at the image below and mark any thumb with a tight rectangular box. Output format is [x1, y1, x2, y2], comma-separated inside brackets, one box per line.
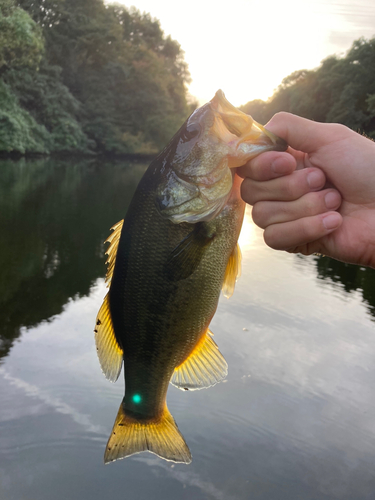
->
[265, 112, 352, 154]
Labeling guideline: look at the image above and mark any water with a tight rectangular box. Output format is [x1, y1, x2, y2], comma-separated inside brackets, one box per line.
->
[1, 158, 375, 500]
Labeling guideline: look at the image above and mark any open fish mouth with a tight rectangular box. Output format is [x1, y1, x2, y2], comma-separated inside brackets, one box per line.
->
[155, 89, 288, 224]
[210, 89, 287, 163]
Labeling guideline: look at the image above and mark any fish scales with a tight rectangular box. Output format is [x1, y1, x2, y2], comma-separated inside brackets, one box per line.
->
[110, 174, 244, 414]
[94, 90, 287, 464]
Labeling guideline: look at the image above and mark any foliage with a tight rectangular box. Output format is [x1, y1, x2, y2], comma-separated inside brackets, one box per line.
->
[0, 79, 49, 153]
[240, 37, 375, 137]
[0, 0, 44, 70]
[1, 0, 191, 154]
[5, 0, 374, 155]
[3, 63, 90, 152]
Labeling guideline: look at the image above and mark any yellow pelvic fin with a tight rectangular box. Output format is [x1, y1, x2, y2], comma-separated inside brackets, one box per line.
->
[94, 293, 123, 382]
[104, 402, 192, 464]
[104, 219, 124, 287]
[171, 329, 228, 391]
[222, 243, 242, 299]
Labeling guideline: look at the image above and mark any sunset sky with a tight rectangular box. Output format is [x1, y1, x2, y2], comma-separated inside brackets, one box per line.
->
[118, 0, 375, 107]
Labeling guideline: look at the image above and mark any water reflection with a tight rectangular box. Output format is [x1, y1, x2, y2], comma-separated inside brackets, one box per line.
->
[0, 158, 147, 360]
[2, 159, 375, 500]
[314, 255, 375, 318]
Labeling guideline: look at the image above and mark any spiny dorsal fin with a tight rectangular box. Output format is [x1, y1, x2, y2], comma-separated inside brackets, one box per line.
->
[104, 402, 192, 464]
[222, 243, 242, 299]
[94, 293, 123, 382]
[171, 329, 227, 390]
[104, 219, 124, 287]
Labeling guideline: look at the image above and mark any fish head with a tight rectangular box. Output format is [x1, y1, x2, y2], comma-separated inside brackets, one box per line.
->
[155, 89, 287, 224]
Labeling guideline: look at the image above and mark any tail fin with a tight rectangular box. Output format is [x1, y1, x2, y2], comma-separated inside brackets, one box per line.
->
[104, 401, 192, 464]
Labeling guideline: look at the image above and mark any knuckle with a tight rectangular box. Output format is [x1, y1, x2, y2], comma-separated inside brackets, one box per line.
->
[251, 203, 267, 228]
[297, 222, 314, 241]
[280, 176, 299, 199]
[241, 179, 256, 205]
[271, 111, 289, 124]
[304, 192, 320, 215]
[263, 225, 282, 250]
[329, 122, 350, 136]
[249, 162, 264, 181]
[248, 153, 273, 181]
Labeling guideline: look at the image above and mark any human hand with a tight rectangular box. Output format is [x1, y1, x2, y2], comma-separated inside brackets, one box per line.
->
[239, 112, 375, 268]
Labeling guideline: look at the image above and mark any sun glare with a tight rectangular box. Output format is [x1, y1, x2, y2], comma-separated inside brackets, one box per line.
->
[238, 208, 257, 250]
[123, 0, 374, 108]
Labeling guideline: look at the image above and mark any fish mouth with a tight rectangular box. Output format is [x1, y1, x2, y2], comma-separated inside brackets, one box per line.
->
[155, 90, 288, 225]
[210, 90, 287, 164]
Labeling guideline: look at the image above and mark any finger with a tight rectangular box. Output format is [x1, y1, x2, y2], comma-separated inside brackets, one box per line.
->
[241, 167, 326, 205]
[252, 189, 342, 229]
[265, 112, 353, 154]
[237, 151, 297, 181]
[263, 212, 342, 251]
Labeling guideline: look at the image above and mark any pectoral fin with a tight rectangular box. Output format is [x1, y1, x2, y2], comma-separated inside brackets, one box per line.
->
[171, 329, 228, 390]
[222, 243, 242, 299]
[94, 293, 123, 382]
[166, 223, 215, 281]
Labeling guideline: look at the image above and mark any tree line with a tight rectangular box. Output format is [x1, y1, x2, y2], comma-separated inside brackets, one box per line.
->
[240, 37, 375, 139]
[1, 0, 374, 156]
[0, 0, 192, 155]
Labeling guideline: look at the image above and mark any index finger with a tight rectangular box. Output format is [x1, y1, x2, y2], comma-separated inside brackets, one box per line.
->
[265, 112, 353, 153]
[237, 151, 297, 182]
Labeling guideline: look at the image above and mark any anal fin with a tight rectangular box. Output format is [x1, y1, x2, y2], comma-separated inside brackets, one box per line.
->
[171, 329, 228, 390]
[94, 293, 123, 382]
[104, 402, 191, 464]
[222, 242, 242, 299]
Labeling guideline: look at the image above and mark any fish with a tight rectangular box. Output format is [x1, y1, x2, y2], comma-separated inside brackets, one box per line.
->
[94, 90, 287, 464]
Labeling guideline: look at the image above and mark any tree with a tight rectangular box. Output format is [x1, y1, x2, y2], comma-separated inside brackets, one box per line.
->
[17, 0, 191, 153]
[240, 37, 375, 137]
[0, 78, 49, 153]
[0, 0, 44, 71]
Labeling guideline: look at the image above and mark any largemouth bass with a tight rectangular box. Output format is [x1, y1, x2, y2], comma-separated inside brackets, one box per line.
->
[94, 90, 287, 464]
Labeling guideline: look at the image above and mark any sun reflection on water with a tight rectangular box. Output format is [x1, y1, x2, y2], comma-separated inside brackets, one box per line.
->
[238, 208, 257, 250]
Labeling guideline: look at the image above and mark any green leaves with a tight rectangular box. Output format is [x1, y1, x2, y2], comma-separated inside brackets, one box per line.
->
[4, 64, 90, 152]
[0, 79, 49, 153]
[0, 0, 44, 70]
[1, 0, 191, 155]
[240, 37, 375, 137]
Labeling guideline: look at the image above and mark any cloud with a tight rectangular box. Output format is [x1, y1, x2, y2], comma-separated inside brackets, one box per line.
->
[0, 367, 106, 436]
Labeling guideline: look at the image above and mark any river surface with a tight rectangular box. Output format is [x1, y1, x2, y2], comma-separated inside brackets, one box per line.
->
[1, 158, 375, 500]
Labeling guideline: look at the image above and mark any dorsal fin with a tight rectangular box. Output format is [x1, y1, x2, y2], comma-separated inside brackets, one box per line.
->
[171, 329, 227, 390]
[94, 293, 123, 382]
[104, 220, 124, 287]
[222, 243, 241, 299]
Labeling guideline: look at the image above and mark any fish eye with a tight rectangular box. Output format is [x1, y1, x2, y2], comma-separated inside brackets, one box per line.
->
[181, 123, 200, 143]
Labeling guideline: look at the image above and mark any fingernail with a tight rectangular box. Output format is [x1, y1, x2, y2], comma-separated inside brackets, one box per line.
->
[271, 157, 290, 174]
[307, 171, 323, 189]
[324, 191, 340, 209]
[322, 213, 341, 230]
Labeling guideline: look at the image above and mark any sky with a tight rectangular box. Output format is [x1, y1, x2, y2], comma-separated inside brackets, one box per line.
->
[117, 0, 375, 107]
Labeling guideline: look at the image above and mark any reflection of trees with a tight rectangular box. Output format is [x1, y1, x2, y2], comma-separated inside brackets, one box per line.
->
[314, 255, 375, 318]
[0, 158, 147, 360]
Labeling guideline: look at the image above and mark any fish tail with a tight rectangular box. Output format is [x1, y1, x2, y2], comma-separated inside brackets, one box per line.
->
[104, 400, 192, 464]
